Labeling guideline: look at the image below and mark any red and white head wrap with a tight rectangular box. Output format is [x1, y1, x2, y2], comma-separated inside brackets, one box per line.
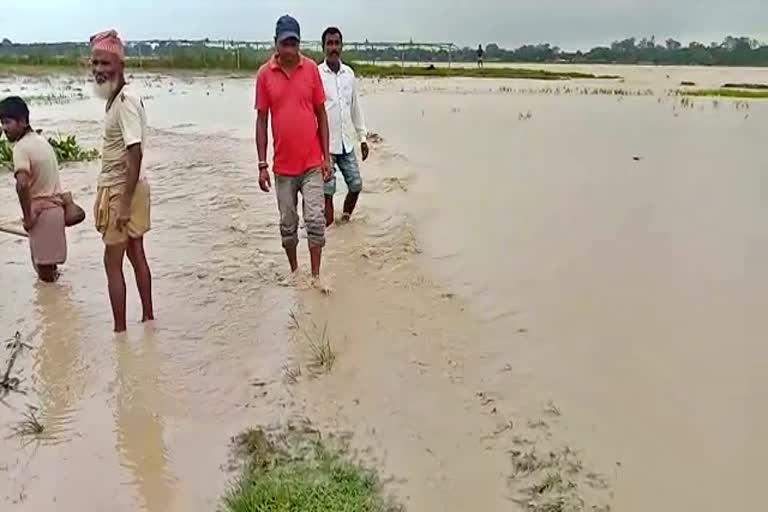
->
[90, 30, 125, 61]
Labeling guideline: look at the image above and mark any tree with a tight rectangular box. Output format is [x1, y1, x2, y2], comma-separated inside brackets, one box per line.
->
[665, 38, 682, 51]
[485, 43, 501, 59]
[611, 37, 637, 52]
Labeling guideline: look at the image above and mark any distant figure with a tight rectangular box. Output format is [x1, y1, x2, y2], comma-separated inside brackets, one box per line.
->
[319, 26, 369, 227]
[91, 30, 154, 332]
[255, 15, 331, 284]
[0, 96, 66, 282]
[477, 44, 484, 68]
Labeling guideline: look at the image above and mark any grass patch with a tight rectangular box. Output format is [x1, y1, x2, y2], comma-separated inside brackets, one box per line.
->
[679, 88, 768, 99]
[223, 427, 398, 512]
[722, 82, 768, 90]
[351, 63, 618, 81]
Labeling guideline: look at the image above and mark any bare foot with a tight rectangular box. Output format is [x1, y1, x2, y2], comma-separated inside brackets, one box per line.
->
[311, 276, 333, 295]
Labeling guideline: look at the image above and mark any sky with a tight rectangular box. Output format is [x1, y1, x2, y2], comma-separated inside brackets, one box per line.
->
[1, 0, 766, 50]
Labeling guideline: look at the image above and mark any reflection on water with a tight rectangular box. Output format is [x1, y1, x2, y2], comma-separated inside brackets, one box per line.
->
[114, 327, 179, 512]
[32, 283, 83, 443]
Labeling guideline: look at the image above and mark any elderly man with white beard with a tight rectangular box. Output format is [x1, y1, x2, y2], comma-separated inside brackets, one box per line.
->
[90, 30, 154, 333]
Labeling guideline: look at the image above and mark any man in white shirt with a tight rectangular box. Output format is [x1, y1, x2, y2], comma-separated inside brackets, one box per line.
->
[91, 30, 154, 333]
[319, 27, 369, 226]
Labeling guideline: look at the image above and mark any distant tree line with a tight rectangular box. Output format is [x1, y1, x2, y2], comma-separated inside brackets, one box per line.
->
[347, 36, 768, 66]
[0, 35, 765, 68]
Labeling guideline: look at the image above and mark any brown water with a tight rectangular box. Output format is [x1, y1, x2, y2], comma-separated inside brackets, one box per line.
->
[1, 66, 766, 511]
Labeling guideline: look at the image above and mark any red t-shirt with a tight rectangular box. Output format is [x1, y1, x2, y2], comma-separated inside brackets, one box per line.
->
[255, 55, 325, 176]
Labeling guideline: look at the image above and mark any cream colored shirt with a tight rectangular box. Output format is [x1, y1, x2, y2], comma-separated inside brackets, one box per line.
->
[13, 131, 62, 198]
[99, 85, 147, 187]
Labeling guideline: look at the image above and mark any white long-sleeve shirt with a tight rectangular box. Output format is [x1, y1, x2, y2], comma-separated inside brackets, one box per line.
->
[319, 60, 367, 155]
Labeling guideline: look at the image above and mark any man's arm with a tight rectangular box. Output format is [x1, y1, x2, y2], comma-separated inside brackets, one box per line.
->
[122, 142, 142, 202]
[315, 103, 331, 180]
[15, 172, 33, 231]
[311, 66, 331, 180]
[350, 77, 369, 161]
[117, 97, 144, 230]
[256, 110, 269, 164]
[255, 71, 273, 192]
[256, 109, 271, 192]
[12, 146, 34, 230]
[315, 104, 330, 162]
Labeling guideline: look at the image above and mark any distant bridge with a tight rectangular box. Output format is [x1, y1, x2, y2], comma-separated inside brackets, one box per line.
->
[126, 39, 461, 67]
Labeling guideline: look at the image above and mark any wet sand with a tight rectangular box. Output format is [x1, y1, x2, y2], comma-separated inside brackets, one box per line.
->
[1, 65, 766, 511]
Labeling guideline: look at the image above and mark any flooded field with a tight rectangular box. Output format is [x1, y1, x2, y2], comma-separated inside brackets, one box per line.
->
[1, 65, 766, 511]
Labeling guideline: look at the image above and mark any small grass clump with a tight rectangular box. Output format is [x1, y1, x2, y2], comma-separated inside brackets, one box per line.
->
[11, 409, 44, 438]
[223, 427, 397, 512]
[290, 312, 336, 375]
[680, 88, 768, 99]
[1, 332, 28, 399]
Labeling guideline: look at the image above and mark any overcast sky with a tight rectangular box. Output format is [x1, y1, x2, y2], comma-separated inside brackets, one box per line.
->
[1, 0, 766, 49]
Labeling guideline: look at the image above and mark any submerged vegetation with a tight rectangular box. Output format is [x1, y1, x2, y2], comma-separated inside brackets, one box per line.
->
[351, 63, 615, 80]
[0, 132, 99, 169]
[223, 426, 398, 512]
[722, 82, 768, 90]
[679, 88, 768, 99]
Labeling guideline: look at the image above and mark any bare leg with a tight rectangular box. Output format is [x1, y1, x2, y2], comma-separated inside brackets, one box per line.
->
[126, 237, 154, 322]
[36, 264, 58, 283]
[285, 246, 299, 273]
[104, 243, 128, 333]
[309, 245, 322, 278]
[342, 192, 360, 221]
[325, 195, 334, 227]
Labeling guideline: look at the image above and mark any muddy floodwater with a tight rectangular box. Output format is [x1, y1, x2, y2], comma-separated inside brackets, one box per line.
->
[1, 65, 766, 511]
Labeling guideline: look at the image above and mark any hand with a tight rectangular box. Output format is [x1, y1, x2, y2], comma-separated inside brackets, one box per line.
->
[321, 158, 332, 182]
[115, 201, 131, 231]
[22, 215, 36, 232]
[258, 168, 272, 192]
[361, 142, 370, 162]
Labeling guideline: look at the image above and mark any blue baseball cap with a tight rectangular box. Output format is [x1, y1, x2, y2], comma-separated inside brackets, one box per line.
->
[276, 15, 300, 43]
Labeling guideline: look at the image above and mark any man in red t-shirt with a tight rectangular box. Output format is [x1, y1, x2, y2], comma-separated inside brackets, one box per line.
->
[256, 15, 331, 283]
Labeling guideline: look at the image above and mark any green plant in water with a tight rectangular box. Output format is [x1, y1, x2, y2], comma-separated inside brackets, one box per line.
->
[0, 138, 12, 164]
[47, 134, 100, 162]
[0, 133, 99, 169]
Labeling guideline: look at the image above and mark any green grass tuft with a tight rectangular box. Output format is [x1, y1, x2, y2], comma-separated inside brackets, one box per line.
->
[223, 428, 396, 512]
